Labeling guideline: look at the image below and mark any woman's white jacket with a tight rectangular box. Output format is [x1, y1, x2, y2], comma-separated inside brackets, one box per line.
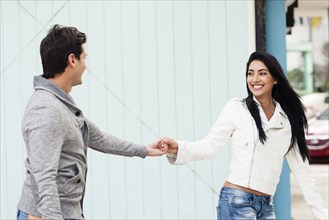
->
[167, 98, 328, 220]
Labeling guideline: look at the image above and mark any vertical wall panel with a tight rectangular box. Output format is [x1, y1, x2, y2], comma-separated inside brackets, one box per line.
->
[1, 2, 24, 219]
[0, 1, 253, 219]
[85, 2, 111, 219]
[189, 2, 215, 218]
[0, 1, 6, 215]
[138, 1, 163, 219]
[226, 1, 250, 98]
[102, 2, 127, 219]
[121, 2, 145, 219]
[1, 2, 20, 72]
[172, 2, 197, 218]
[156, 1, 181, 219]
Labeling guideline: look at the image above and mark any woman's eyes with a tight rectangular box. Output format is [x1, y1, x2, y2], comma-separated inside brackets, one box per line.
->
[247, 71, 268, 76]
[247, 72, 266, 75]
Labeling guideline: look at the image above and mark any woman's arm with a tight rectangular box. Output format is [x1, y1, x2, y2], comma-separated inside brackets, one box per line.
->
[164, 99, 238, 165]
[287, 147, 328, 219]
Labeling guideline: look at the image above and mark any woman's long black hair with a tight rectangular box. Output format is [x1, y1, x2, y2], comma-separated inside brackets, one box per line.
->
[244, 52, 309, 161]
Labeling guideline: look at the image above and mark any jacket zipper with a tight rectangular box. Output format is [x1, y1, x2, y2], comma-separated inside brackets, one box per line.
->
[248, 118, 257, 187]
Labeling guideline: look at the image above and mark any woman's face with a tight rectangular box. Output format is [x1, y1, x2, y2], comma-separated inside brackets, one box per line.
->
[247, 60, 277, 100]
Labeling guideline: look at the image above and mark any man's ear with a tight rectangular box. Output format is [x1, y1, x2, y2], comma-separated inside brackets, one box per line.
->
[67, 54, 75, 66]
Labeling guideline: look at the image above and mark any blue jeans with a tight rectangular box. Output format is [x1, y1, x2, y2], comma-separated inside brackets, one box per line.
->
[17, 210, 75, 220]
[217, 187, 276, 220]
[17, 210, 28, 220]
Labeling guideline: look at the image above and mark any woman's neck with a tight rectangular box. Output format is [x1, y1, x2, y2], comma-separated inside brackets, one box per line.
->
[256, 97, 276, 120]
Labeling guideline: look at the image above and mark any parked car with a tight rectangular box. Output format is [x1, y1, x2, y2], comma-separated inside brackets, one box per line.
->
[306, 108, 329, 163]
[301, 93, 329, 120]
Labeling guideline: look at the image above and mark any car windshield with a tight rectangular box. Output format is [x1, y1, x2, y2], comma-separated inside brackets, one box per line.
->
[318, 109, 329, 120]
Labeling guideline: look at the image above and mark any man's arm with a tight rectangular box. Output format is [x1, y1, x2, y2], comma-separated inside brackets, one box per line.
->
[23, 105, 64, 219]
[86, 119, 166, 157]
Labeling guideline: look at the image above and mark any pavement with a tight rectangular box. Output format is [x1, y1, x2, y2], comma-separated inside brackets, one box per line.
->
[291, 164, 329, 220]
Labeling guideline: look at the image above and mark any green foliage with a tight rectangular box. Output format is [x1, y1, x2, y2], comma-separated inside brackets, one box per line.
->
[314, 41, 329, 92]
[288, 68, 304, 90]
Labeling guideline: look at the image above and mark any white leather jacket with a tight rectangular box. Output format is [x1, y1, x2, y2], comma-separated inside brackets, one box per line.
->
[167, 98, 328, 219]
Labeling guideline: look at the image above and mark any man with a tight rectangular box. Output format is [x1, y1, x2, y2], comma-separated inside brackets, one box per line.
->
[17, 24, 166, 220]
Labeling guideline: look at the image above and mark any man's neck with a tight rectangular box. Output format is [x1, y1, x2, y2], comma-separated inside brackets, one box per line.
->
[49, 74, 72, 93]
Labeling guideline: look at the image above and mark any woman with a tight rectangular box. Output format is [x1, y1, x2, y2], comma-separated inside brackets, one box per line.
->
[163, 52, 328, 219]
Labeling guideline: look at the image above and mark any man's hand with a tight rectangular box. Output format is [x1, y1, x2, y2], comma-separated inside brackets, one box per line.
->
[146, 139, 168, 156]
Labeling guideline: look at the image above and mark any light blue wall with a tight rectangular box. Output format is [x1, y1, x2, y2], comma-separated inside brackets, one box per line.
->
[0, 1, 254, 219]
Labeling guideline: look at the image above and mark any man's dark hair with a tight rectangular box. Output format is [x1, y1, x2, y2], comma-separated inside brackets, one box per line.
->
[40, 24, 86, 79]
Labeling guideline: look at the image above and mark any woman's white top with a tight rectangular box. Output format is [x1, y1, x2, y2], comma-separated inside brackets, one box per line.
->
[167, 98, 328, 219]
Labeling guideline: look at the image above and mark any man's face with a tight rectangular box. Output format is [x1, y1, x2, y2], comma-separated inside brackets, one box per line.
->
[72, 46, 87, 86]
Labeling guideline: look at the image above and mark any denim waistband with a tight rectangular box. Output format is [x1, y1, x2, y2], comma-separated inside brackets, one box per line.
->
[220, 187, 273, 202]
[17, 210, 28, 220]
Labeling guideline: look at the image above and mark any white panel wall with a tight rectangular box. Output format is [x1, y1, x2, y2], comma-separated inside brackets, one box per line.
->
[0, 1, 254, 219]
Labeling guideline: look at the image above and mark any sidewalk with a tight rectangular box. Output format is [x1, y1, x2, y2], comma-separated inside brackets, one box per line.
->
[291, 164, 329, 220]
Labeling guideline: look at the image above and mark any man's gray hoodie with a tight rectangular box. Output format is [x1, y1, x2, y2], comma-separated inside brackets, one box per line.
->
[17, 76, 147, 219]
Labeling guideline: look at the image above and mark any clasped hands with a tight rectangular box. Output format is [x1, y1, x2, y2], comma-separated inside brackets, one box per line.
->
[146, 137, 178, 156]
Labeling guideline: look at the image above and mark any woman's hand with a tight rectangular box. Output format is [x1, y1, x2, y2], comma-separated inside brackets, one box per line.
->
[162, 137, 178, 155]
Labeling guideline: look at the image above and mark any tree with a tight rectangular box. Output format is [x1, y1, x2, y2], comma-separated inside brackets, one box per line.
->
[288, 68, 304, 91]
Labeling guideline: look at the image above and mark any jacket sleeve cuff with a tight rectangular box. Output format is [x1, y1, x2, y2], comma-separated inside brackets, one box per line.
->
[138, 145, 148, 158]
[166, 153, 177, 164]
[165, 140, 190, 165]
